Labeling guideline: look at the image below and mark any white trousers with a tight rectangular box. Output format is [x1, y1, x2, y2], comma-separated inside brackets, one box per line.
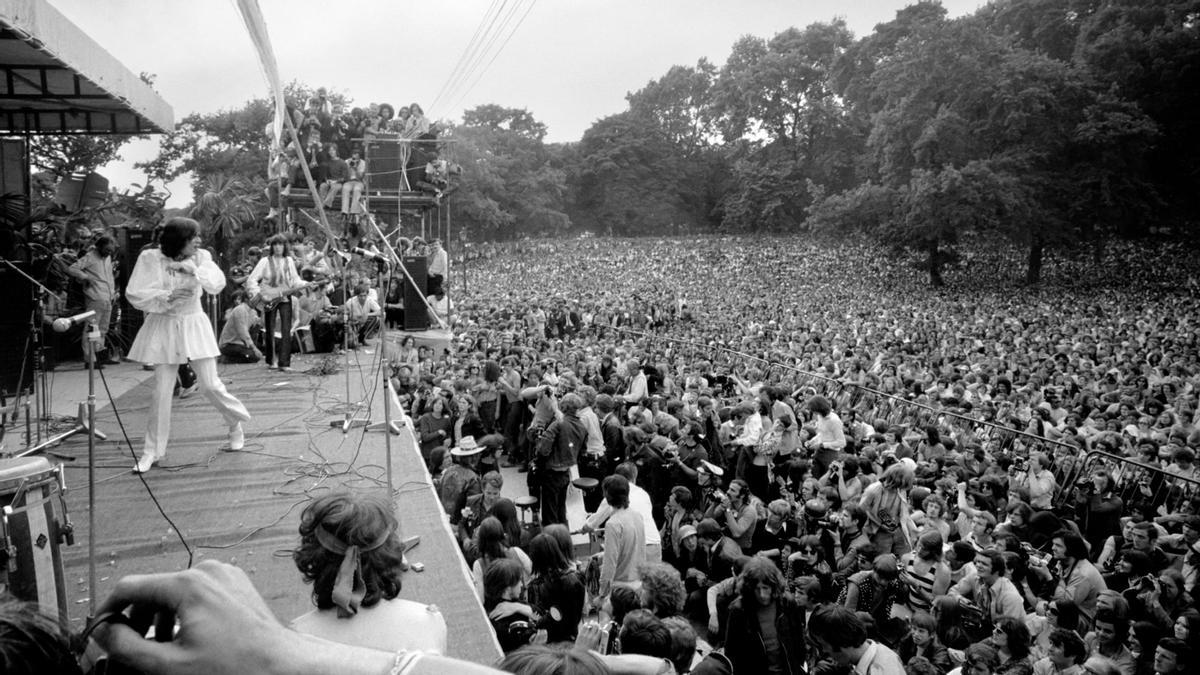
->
[143, 358, 250, 458]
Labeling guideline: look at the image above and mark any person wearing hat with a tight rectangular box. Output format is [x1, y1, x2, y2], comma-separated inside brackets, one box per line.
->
[439, 436, 482, 520]
[692, 459, 726, 517]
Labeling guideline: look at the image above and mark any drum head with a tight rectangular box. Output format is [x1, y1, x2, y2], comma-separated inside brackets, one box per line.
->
[0, 456, 54, 494]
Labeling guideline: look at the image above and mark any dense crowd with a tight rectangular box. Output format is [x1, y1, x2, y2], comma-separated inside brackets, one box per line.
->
[419, 235, 1200, 674]
[265, 91, 455, 234]
[7, 233, 1200, 675]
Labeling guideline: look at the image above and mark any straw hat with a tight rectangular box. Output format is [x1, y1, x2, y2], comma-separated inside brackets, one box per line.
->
[450, 436, 483, 457]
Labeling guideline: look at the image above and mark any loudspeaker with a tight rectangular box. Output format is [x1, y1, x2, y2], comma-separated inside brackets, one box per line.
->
[110, 227, 153, 356]
[402, 256, 428, 331]
[0, 262, 34, 397]
[54, 172, 109, 211]
[365, 140, 404, 193]
[112, 227, 154, 290]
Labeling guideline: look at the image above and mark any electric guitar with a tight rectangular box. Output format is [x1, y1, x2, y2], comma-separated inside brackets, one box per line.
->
[250, 274, 329, 311]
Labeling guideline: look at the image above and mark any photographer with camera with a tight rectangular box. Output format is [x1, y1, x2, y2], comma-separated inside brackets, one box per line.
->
[1129, 569, 1190, 633]
[1021, 452, 1058, 511]
[1028, 530, 1105, 628]
[701, 478, 758, 554]
[818, 458, 863, 504]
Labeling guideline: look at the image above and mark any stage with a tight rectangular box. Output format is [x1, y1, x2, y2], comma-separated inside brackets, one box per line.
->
[49, 352, 501, 664]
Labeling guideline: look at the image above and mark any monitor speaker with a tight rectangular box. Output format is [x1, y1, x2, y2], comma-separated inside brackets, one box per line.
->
[402, 256, 428, 331]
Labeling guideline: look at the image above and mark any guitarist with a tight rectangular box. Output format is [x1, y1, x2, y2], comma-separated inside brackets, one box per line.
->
[246, 234, 307, 371]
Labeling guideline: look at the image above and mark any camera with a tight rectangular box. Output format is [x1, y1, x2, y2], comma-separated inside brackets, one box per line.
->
[813, 517, 838, 531]
[1137, 575, 1159, 594]
[506, 620, 538, 645]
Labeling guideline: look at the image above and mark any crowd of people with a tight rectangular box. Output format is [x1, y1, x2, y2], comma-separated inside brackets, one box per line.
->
[265, 92, 457, 233]
[413, 235, 1200, 673]
[215, 232, 451, 371]
[5, 232, 1200, 674]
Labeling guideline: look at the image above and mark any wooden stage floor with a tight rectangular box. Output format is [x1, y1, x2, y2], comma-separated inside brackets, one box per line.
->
[53, 349, 501, 664]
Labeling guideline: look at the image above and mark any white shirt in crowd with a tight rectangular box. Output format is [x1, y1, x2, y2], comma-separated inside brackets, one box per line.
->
[585, 483, 661, 548]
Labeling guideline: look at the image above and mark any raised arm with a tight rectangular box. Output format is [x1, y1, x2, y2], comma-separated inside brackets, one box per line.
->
[125, 250, 171, 313]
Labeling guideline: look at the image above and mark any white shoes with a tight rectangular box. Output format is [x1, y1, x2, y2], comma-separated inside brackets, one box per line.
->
[133, 452, 157, 474]
[228, 422, 245, 451]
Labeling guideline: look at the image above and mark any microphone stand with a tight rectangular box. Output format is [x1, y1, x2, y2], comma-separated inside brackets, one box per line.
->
[0, 258, 106, 457]
[369, 255, 396, 497]
[326, 241, 371, 433]
[83, 319, 100, 620]
[361, 219, 416, 501]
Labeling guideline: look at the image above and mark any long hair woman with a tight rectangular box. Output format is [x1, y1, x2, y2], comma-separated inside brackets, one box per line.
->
[932, 595, 972, 651]
[483, 557, 541, 654]
[525, 533, 584, 643]
[290, 491, 446, 653]
[125, 217, 250, 473]
[472, 515, 531, 600]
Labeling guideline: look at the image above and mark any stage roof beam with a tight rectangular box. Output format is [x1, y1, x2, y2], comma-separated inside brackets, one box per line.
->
[0, 0, 173, 135]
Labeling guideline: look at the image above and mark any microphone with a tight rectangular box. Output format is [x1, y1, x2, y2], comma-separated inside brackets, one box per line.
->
[52, 310, 97, 333]
[353, 247, 387, 261]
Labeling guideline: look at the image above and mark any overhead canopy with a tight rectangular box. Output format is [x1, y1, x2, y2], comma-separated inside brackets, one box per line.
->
[0, 0, 173, 135]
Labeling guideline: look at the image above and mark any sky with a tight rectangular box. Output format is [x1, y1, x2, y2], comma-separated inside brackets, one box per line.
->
[49, 0, 984, 206]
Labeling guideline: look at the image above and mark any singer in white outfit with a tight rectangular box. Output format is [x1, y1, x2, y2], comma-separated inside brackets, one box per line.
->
[125, 217, 251, 473]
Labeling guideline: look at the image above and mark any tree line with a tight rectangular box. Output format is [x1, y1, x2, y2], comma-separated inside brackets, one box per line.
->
[457, 0, 1196, 285]
[23, 0, 1193, 286]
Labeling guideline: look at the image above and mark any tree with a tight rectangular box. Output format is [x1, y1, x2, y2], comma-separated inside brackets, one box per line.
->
[709, 20, 863, 230]
[570, 112, 694, 235]
[139, 82, 348, 201]
[188, 173, 260, 268]
[1073, 0, 1200, 235]
[567, 63, 728, 235]
[626, 59, 719, 155]
[461, 104, 548, 142]
[450, 106, 569, 239]
[29, 136, 135, 180]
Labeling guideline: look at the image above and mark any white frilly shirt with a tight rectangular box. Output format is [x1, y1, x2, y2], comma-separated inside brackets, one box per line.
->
[125, 247, 226, 365]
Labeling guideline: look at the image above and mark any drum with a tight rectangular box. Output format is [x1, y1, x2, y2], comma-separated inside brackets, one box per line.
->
[0, 456, 70, 623]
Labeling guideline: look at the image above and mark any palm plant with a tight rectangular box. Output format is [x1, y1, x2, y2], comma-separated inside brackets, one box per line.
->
[189, 173, 261, 267]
